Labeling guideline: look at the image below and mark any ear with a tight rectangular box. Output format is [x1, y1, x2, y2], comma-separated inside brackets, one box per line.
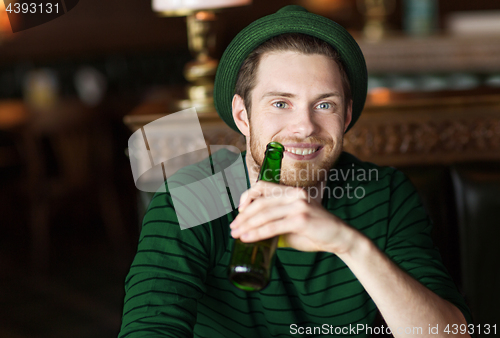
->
[343, 99, 353, 133]
[232, 94, 250, 137]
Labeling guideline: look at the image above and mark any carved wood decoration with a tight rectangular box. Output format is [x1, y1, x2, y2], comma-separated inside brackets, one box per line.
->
[343, 94, 500, 166]
[344, 117, 500, 166]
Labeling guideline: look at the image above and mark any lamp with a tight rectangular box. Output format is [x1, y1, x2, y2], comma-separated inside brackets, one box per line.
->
[152, 0, 252, 113]
[0, 1, 12, 42]
[357, 0, 395, 41]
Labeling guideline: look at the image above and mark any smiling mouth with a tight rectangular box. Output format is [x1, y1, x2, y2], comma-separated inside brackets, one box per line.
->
[284, 146, 322, 156]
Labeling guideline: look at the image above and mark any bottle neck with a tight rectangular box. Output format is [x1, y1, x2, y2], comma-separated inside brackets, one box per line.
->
[258, 149, 283, 184]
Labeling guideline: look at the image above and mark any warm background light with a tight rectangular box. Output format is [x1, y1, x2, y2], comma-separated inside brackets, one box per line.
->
[0, 1, 12, 36]
[368, 87, 391, 105]
[298, 0, 350, 15]
[153, 0, 252, 15]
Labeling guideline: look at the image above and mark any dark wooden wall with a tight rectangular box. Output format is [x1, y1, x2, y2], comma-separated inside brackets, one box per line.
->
[2, 0, 499, 65]
[0, 0, 295, 64]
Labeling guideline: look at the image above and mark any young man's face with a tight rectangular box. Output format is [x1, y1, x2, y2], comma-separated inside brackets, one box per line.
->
[244, 51, 352, 187]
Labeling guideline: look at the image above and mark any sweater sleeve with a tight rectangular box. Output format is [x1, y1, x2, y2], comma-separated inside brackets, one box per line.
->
[118, 186, 211, 338]
[118, 149, 243, 337]
[384, 170, 474, 330]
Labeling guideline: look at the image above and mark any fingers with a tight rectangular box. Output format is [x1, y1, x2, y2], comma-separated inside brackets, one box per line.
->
[237, 218, 291, 242]
[238, 187, 261, 211]
[231, 199, 311, 242]
[233, 196, 307, 229]
[238, 181, 306, 211]
[238, 181, 275, 211]
[231, 199, 292, 236]
[233, 183, 309, 234]
[232, 182, 311, 243]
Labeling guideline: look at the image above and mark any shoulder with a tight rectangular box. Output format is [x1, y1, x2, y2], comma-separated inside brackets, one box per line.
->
[332, 151, 403, 189]
[145, 148, 241, 214]
[324, 152, 417, 219]
[160, 148, 244, 230]
[167, 148, 243, 187]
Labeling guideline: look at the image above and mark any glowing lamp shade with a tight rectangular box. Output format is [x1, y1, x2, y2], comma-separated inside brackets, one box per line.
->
[0, 1, 12, 34]
[153, 0, 251, 13]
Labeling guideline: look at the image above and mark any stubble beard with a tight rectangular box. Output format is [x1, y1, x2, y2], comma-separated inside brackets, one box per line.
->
[249, 132, 343, 188]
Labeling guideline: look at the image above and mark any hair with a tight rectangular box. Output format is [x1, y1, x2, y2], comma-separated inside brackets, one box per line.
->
[234, 33, 352, 117]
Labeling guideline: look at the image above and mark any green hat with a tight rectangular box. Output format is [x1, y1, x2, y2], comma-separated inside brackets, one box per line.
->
[213, 5, 367, 134]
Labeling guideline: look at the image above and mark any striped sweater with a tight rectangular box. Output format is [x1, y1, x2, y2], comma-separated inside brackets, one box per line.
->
[119, 149, 472, 337]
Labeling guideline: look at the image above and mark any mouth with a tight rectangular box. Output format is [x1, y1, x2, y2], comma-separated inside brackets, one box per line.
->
[283, 144, 323, 160]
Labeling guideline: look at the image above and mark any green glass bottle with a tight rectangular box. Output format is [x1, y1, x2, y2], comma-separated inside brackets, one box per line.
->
[228, 141, 284, 292]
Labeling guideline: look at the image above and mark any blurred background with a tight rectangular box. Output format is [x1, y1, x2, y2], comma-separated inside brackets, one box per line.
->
[0, 0, 499, 337]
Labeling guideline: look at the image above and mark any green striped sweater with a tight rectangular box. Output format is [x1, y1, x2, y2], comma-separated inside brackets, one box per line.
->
[119, 149, 472, 337]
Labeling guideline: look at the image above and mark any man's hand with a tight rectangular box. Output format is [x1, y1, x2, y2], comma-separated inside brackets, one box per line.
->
[230, 181, 359, 255]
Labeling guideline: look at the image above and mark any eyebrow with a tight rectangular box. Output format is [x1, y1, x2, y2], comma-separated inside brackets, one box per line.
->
[261, 91, 342, 100]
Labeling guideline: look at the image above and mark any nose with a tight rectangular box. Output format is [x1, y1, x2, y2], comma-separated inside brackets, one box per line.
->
[287, 107, 319, 138]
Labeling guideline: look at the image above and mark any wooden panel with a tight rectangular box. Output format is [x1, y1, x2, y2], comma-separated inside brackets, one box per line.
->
[0, 0, 293, 63]
[0, 0, 187, 62]
[358, 35, 500, 73]
[344, 106, 500, 166]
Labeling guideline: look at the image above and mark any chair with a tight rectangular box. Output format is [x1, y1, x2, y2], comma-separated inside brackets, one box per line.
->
[451, 163, 500, 325]
[21, 99, 129, 272]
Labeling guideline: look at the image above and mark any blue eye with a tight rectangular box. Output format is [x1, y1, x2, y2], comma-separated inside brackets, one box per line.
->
[316, 102, 331, 109]
[273, 101, 288, 109]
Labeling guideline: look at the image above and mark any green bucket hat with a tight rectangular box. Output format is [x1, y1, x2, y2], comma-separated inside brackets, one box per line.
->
[213, 5, 367, 134]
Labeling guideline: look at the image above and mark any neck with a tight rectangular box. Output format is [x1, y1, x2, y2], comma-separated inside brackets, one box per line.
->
[244, 149, 260, 187]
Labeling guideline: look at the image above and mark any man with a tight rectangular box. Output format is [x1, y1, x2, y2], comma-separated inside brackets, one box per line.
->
[119, 6, 472, 337]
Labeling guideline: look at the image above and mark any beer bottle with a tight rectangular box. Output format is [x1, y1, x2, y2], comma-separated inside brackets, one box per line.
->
[228, 141, 284, 291]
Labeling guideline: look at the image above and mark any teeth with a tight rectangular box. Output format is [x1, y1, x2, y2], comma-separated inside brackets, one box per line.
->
[285, 147, 318, 155]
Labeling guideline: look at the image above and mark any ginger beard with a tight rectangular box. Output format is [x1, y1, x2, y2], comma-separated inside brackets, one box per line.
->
[249, 124, 344, 188]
